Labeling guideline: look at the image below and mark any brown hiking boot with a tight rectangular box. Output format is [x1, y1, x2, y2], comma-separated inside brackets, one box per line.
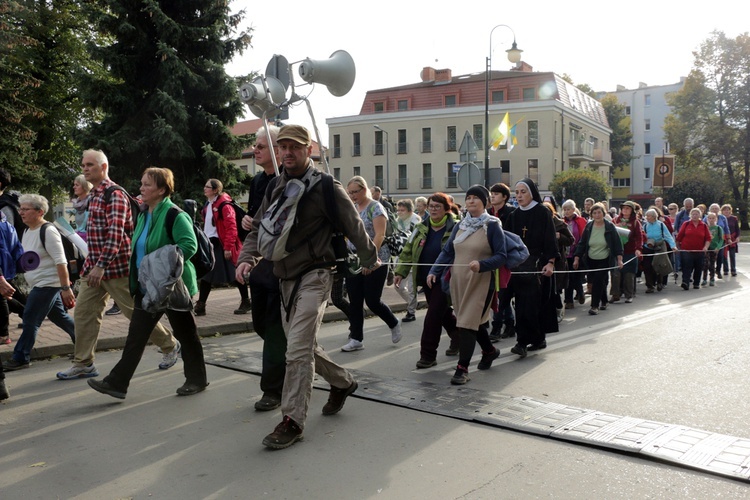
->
[194, 301, 206, 316]
[262, 416, 303, 449]
[322, 380, 358, 415]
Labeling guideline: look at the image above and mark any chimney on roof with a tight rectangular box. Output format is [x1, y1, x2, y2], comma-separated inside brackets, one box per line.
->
[510, 61, 533, 72]
[421, 67, 436, 82]
[435, 68, 452, 82]
[638, 82, 648, 88]
[616, 85, 626, 91]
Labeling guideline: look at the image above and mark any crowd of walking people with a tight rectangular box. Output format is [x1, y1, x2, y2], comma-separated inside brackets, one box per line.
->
[0, 123, 743, 452]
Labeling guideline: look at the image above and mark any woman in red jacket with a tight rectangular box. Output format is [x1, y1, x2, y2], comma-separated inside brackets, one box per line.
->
[195, 179, 249, 316]
[675, 208, 711, 290]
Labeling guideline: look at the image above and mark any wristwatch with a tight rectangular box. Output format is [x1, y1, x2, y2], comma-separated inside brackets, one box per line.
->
[61, 285, 71, 291]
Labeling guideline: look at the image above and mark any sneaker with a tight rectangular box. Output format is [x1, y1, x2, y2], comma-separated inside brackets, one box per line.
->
[416, 358, 437, 369]
[599, 303, 608, 310]
[391, 320, 402, 344]
[477, 348, 500, 370]
[610, 296, 620, 303]
[578, 294, 586, 305]
[105, 304, 121, 315]
[193, 301, 206, 316]
[263, 416, 303, 449]
[701, 280, 707, 286]
[0, 379, 9, 401]
[624, 297, 633, 303]
[681, 282, 689, 290]
[450, 366, 470, 385]
[556, 308, 565, 323]
[255, 393, 282, 411]
[499, 324, 516, 339]
[693, 285, 700, 289]
[717, 273, 723, 280]
[588, 307, 599, 315]
[564, 302, 574, 309]
[510, 343, 527, 358]
[87, 378, 126, 399]
[176, 382, 208, 396]
[340, 339, 364, 352]
[527, 340, 547, 352]
[732, 272, 738, 277]
[158, 340, 181, 370]
[2, 359, 30, 371]
[645, 287, 655, 293]
[709, 280, 715, 286]
[445, 345, 460, 356]
[233, 298, 252, 315]
[322, 380, 358, 415]
[0, 336, 11, 345]
[57, 363, 99, 380]
[402, 312, 416, 323]
[489, 324, 502, 343]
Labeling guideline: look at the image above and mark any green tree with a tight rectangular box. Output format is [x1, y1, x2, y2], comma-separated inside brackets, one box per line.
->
[600, 94, 633, 174]
[549, 168, 609, 209]
[665, 168, 725, 209]
[665, 31, 750, 227]
[0, 1, 43, 186]
[79, 0, 253, 200]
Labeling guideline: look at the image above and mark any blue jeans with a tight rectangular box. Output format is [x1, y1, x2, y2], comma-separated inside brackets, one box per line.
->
[13, 287, 75, 363]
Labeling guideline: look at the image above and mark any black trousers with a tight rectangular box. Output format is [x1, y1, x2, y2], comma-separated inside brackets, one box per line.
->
[250, 281, 286, 397]
[105, 293, 207, 392]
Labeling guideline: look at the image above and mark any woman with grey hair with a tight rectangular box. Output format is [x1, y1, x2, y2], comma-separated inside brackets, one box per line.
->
[71, 174, 93, 241]
[2, 194, 76, 371]
[641, 208, 676, 293]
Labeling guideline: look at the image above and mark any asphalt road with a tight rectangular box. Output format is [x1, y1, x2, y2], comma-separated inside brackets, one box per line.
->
[1, 253, 749, 499]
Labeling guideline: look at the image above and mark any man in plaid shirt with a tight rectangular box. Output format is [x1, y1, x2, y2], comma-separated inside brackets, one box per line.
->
[56, 149, 180, 380]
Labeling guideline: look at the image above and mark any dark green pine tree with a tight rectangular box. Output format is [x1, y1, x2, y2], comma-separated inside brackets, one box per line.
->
[80, 0, 253, 201]
[0, 1, 44, 187]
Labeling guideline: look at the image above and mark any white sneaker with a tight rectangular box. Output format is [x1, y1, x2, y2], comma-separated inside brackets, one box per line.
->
[556, 308, 565, 323]
[159, 340, 181, 370]
[341, 339, 364, 352]
[391, 320, 402, 344]
[57, 364, 99, 380]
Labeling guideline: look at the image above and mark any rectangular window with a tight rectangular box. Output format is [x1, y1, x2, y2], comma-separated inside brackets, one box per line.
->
[352, 132, 360, 157]
[447, 162, 457, 188]
[473, 124, 483, 150]
[333, 167, 341, 181]
[421, 127, 432, 153]
[374, 130, 384, 155]
[500, 160, 510, 185]
[645, 119, 651, 131]
[491, 90, 504, 103]
[645, 143, 651, 154]
[523, 88, 536, 101]
[333, 134, 341, 158]
[528, 120, 539, 148]
[625, 106, 631, 115]
[397, 129, 407, 154]
[421, 163, 432, 189]
[374, 165, 383, 188]
[645, 94, 651, 106]
[374, 102, 384, 112]
[398, 99, 408, 111]
[644, 167, 650, 179]
[444, 95, 456, 107]
[446, 126, 457, 151]
[527, 159, 539, 184]
[398, 164, 408, 189]
[353, 166, 360, 177]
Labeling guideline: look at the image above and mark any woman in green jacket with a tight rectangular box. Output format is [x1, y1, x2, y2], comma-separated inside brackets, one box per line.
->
[88, 167, 208, 399]
[394, 192, 460, 369]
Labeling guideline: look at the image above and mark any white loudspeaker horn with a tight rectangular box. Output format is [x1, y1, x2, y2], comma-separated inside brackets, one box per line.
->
[298, 50, 356, 97]
[238, 76, 286, 118]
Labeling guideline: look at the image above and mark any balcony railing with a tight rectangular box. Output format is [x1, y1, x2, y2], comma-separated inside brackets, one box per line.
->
[397, 178, 408, 189]
[351, 145, 361, 157]
[420, 177, 433, 189]
[397, 142, 408, 154]
[421, 141, 432, 153]
[373, 144, 384, 156]
[445, 140, 457, 152]
[568, 140, 594, 159]
[333, 147, 341, 158]
[445, 176, 457, 189]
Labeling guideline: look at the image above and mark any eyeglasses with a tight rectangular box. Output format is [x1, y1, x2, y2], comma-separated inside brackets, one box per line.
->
[347, 188, 363, 196]
[428, 204, 444, 210]
[668, 207, 677, 211]
[19, 207, 38, 212]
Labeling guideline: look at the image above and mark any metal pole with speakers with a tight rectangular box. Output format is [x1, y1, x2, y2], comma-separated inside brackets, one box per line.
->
[238, 50, 356, 175]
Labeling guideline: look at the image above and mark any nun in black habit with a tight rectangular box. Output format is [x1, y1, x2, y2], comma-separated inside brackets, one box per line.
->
[504, 178, 560, 357]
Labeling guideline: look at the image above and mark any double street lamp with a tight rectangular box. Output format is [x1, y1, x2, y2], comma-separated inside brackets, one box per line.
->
[373, 124, 390, 198]
[484, 25, 523, 188]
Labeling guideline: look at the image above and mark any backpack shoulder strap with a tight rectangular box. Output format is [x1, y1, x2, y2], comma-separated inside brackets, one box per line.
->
[39, 222, 52, 252]
[321, 173, 338, 227]
[165, 206, 181, 242]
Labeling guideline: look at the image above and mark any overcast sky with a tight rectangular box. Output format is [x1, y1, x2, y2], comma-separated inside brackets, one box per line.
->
[227, 0, 749, 140]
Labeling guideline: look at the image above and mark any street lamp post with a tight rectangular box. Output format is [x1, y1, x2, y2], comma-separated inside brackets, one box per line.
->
[373, 124, 390, 198]
[484, 25, 523, 188]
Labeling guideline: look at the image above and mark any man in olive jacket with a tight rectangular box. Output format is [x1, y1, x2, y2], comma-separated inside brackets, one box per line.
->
[236, 124, 379, 450]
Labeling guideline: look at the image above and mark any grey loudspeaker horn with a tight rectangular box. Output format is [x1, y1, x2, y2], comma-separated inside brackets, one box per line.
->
[238, 76, 286, 118]
[297, 50, 356, 97]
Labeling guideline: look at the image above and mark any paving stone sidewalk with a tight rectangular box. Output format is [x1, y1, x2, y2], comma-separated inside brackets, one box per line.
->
[0, 284, 420, 361]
